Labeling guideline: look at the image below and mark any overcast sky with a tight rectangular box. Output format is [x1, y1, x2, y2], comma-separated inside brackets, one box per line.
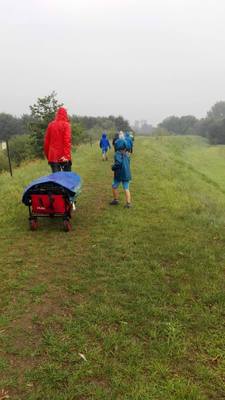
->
[0, 0, 225, 125]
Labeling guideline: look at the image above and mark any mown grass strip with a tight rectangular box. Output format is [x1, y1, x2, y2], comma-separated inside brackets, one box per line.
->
[0, 137, 225, 399]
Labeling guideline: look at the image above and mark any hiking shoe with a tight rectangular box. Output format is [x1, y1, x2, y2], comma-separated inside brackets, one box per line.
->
[124, 203, 131, 208]
[110, 199, 119, 205]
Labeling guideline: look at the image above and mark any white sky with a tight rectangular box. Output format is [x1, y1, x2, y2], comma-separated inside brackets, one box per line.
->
[0, 0, 225, 125]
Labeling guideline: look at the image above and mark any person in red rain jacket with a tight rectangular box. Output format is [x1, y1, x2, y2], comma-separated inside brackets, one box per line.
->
[44, 107, 72, 173]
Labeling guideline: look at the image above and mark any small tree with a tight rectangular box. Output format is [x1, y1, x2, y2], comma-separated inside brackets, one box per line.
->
[71, 122, 85, 145]
[114, 115, 131, 132]
[29, 91, 63, 158]
[207, 101, 225, 120]
[0, 113, 24, 141]
[207, 119, 225, 144]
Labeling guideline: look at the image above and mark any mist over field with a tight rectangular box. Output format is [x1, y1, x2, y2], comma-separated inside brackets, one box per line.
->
[0, 0, 225, 124]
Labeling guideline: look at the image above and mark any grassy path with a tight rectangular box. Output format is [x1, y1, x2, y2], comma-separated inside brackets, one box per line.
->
[0, 137, 225, 399]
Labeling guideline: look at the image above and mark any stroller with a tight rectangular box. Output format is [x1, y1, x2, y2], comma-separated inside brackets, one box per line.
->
[22, 172, 82, 231]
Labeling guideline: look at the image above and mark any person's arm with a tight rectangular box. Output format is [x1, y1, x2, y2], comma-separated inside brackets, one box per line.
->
[63, 123, 71, 161]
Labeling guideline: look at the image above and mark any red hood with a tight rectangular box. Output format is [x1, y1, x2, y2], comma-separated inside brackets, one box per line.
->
[55, 107, 69, 122]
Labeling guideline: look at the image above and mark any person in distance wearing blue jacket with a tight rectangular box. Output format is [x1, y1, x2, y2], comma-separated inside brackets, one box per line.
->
[99, 132, 111, 161]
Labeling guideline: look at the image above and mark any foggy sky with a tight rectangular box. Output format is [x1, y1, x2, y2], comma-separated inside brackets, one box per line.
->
[0, 0, 225, 125]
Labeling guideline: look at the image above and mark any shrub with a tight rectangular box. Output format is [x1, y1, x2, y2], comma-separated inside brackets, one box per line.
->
[8, 134, 35, 166]
[0, 150, 9, 173]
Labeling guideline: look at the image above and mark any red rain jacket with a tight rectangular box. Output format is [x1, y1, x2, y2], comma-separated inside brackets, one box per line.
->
[44, 107, 72, 163]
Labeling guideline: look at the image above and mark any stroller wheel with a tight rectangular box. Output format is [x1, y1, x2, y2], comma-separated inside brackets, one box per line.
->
[30, 219, 38, 231]
[63, 219, 72, 232]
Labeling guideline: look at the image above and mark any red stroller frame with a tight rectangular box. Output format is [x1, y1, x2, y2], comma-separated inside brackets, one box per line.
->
[28, 183, 73, 231]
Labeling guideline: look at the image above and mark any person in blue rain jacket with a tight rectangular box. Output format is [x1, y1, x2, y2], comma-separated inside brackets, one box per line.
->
[124, 131, 133, 154]
[110, 139, 132, 208]
[99, 132, 111, 160]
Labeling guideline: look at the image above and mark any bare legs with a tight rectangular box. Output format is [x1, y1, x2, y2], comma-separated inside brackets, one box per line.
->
[102, 152, 108, 161]
[112, 187, 119, 200]
[125, 189, 131, 204]
[111, 188, 131, 205]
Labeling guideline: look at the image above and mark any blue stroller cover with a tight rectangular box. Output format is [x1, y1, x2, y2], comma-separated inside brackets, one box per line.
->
[22, 172, 82, 206]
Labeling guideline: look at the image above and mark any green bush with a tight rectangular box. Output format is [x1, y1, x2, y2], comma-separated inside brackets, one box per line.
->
[71, 122, 86, 145]
[8, 134, 35, 166]
[0, 149, 9, 173]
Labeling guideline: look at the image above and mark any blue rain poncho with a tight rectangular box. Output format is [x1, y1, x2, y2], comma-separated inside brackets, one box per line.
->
[112, 141, 131, 182]
[22, 172, 82, 205]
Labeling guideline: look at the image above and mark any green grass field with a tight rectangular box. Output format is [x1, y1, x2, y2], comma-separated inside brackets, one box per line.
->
[0, 136, 225, 399]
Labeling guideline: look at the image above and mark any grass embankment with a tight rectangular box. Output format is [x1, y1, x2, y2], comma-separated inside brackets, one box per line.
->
[0, 136, 225, 399]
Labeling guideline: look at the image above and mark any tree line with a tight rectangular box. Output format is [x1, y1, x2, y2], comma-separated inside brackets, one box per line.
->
[1, 94, 225, 173]
[0, 92, 131, 172]
[157, 101, 225, 144]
